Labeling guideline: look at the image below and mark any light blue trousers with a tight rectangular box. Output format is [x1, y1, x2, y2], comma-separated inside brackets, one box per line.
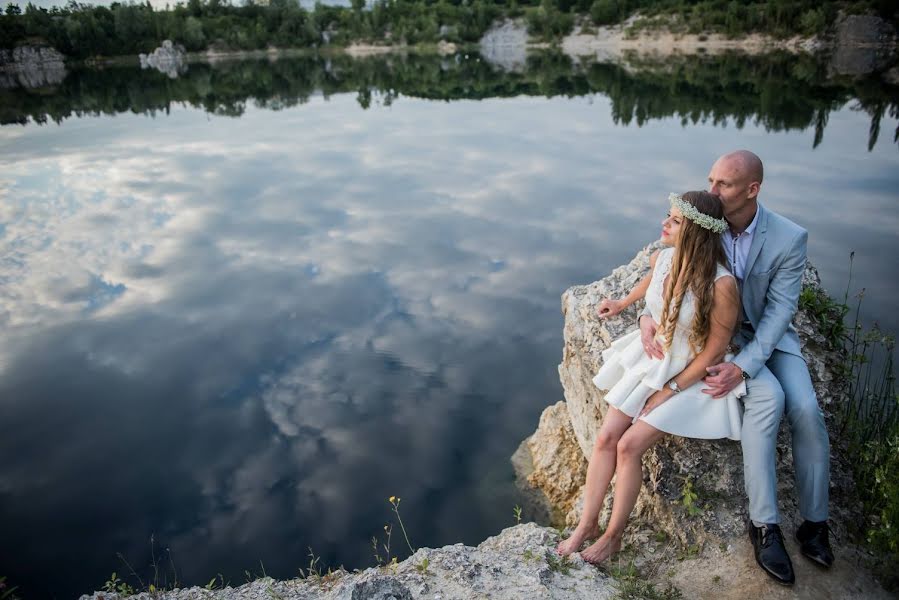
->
[740, 349, 830, 524]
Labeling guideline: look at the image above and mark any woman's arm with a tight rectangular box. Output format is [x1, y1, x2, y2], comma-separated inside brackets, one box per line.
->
[598, 250, 660, 319]
[639, 275, 740, 416]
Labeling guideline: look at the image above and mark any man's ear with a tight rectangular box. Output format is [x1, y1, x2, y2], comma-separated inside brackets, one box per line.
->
[747, 181, 761, 200]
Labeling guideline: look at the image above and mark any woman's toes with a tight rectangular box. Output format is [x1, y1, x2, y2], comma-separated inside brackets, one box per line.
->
[581, 535, 621, 564]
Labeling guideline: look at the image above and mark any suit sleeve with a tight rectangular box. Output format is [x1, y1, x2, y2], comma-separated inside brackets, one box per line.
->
[733, 229, 807, 377]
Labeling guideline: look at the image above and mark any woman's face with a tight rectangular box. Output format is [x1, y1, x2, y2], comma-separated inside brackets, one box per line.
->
[661, 205, 684, 246]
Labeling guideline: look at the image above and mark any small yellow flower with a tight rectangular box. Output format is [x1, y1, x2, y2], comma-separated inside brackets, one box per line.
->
[389, 496, 396, 503]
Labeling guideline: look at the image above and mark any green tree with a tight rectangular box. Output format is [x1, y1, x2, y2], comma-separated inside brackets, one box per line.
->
[183, 15, 205, 49]
[590, 0, 618, 25]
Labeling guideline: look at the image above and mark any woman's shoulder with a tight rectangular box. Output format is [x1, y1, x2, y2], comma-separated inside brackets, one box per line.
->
[649, 246, 673, 268]
[655, 246, 675, 263]
[713, 266, 739, 296]
[714, 261, 734, 280]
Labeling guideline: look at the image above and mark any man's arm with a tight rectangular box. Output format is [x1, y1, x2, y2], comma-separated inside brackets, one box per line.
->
[733, 229, 807, 377]
[703, 229, 807, 397]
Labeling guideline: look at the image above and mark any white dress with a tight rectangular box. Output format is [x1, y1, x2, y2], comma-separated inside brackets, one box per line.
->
[592, 247, 744, 440]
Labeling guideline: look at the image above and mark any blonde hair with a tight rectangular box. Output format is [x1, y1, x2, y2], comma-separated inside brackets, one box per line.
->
[658, 191, 729, 353]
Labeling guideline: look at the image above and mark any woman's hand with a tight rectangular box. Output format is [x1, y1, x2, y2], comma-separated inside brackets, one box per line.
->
[597, 298, 626, 319]
[640, 389, 672, 418]
[639, 316, 665, 360]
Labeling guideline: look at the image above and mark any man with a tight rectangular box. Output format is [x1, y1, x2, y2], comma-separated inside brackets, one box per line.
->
[639, 150, 833, 585]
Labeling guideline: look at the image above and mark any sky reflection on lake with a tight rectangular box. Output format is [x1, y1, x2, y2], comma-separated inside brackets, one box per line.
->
[0, 79, 897, 598]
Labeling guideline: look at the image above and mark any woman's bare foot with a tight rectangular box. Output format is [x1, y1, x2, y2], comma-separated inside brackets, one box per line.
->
[555, 524, 600, 556]
[580, 532, 622, 564]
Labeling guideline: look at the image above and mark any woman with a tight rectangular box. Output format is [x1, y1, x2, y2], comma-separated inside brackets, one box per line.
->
[556, 191, 744, 564]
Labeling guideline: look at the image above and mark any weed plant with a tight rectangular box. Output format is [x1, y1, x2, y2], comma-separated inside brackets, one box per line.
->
[604, 554, 683, 600]
[0, 577, 21, 600]
[799, 253, 898, 586]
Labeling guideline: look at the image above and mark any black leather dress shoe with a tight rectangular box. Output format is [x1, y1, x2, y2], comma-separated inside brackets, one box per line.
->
[749, 522, 795, 586]
[796, 520, 834, 568]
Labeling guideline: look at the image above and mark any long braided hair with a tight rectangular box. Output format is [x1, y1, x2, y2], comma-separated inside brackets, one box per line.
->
[658, 191, 729, 354]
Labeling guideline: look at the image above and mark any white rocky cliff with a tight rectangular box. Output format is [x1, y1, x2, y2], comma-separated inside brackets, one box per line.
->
[515, 243, 891, 599]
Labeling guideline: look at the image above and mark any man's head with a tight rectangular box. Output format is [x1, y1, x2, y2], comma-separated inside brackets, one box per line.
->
[707, 150, 763, 219]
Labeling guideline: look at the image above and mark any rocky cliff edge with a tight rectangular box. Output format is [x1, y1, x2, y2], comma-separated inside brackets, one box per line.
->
[514, 243, 891, 599]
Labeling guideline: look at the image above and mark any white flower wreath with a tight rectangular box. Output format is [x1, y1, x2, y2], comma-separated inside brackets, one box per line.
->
[668, 193, 728, 233]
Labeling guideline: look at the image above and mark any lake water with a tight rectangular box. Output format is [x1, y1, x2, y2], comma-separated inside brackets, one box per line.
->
[1, 51, 897, 599]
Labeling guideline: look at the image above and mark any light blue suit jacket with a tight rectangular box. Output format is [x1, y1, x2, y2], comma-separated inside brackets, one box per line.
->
[731, 202, 807, 378]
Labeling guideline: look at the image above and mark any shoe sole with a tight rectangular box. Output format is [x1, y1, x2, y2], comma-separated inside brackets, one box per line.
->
[803, 554, 833, 568]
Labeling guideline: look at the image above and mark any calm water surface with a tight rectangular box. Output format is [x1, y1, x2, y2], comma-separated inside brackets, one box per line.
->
[1, 52, 897, 598]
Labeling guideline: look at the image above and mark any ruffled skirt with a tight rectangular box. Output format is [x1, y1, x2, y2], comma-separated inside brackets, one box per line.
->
[592, 330, 745, 441]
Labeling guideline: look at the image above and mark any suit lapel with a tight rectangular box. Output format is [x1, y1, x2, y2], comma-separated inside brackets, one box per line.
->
[742, 203, 768, 279]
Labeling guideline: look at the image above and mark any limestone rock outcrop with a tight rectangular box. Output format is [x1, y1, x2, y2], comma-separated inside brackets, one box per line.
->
[139, 40, 187, 78]
[513, 244, 888, 598]
[0, 45, 67, 89]
[479, 19, 528, 72]
[79, 523, 617, 600]
[829, 14, 899, 77]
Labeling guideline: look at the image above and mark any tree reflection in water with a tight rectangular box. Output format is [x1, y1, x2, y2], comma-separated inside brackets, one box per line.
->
[2, 50, 897, 150]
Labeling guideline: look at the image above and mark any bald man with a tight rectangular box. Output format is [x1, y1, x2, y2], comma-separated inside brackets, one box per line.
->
[641, 151, 832, 586]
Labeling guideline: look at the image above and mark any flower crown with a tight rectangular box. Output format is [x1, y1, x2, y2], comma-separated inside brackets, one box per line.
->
[668, 193, 728, 234]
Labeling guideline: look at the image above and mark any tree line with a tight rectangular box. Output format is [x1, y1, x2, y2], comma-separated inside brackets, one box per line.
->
[3, 49, 897, 151]
[1, 0, 896, 60]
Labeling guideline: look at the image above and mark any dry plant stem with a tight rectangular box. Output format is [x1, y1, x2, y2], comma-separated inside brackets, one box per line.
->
[151, 534, 159, 590]
[116, 552, 145, 590]
[392, 507, 414, 554]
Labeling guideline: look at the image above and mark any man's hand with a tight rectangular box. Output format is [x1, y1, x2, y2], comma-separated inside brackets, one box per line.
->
[703, 362, 744, 398]
[597, 298, 626, 319]
[639, 315, 664, 360]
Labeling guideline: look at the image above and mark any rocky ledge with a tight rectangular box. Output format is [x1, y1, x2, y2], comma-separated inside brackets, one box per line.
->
[80, 523, 619, 600]
[513, 243, 891, 598]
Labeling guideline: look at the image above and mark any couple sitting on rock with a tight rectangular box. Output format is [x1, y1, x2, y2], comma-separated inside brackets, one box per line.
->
[555, 150, 832, 586]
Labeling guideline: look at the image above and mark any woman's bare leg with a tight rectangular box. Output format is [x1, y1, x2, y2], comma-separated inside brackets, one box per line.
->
[556, 407, 634, 556]
[581, 420, 666, 564]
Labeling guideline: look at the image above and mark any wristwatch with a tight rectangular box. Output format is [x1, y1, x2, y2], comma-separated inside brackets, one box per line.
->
[740, 368, 750, 380]
[667, 379, 681, 394]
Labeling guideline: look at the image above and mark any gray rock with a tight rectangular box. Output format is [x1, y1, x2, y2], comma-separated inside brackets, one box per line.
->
[479, 19, 528, 72]
[139, 40, 187, 78]
[78, 523, 616, 600]
[345, 575, 411, 600]
[884, 66, 899, 86]
[829, 14, 898, 76]
[0, 45, 67, 89]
